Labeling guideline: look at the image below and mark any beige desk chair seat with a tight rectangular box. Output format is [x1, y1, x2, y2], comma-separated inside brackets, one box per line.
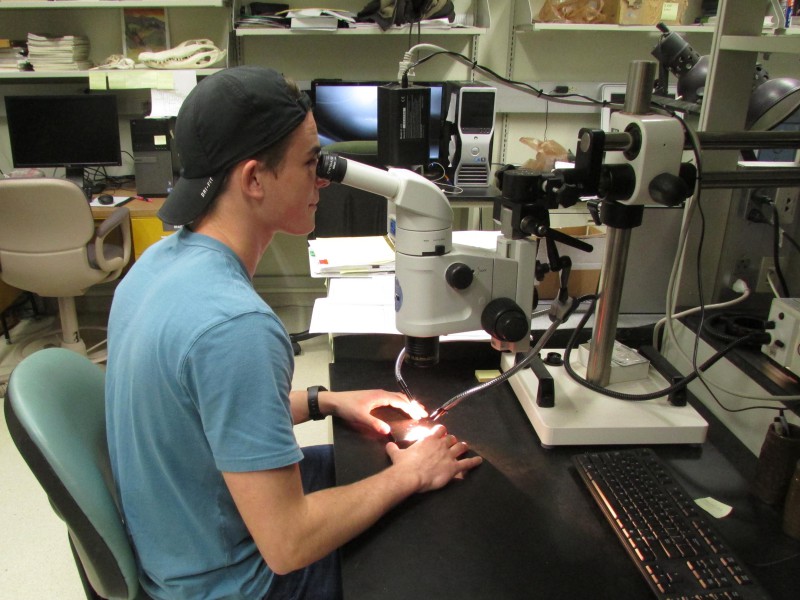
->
[0, 178, 131, 362]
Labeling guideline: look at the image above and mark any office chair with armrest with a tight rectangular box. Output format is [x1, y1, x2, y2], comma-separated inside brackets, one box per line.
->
[4, 347, 149, 599]
[0, 178, 131, 359]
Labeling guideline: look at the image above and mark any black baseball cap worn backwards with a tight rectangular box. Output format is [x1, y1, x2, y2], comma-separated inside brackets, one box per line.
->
[158, 66, 312, 226]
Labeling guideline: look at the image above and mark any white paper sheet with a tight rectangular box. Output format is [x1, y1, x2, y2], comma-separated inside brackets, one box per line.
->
[309, 275, 489, 340]
[149, 70, 197, 118]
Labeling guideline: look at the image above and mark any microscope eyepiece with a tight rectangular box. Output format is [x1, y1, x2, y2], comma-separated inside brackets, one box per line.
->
[315, 151, 401, 200]
[317, 152, 347, 183]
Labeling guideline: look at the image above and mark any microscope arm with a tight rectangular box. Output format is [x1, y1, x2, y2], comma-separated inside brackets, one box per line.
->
[317, 153, 540, 360]
[316, 153, 452, 256]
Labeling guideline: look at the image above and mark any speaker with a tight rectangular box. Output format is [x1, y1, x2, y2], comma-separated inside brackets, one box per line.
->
[130, 118, 181, 197]
[440, 82, 496, 187]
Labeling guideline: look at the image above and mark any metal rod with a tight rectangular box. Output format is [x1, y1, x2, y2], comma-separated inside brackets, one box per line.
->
[602, 131, 800, 155]
[585, 61, 655, 387]
[695, 130, 800, 149]
[623, 61, 656, 115]
[700, 168, 800, 188]
[586, 226, 632, 386]
[601, 132, 633, 152]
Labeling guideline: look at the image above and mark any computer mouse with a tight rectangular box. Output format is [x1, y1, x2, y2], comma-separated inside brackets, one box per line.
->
[97, 194, 114, 205]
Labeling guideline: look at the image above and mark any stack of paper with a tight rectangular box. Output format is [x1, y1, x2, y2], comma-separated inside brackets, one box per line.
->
[310, 276, 400, 334]
[286, 9, 356, 30]
[236, 15, 290, 29]
[0, 39, 27, 71]
[27, 33, 92, 71]
[308, 235, 395, 277]
[309, 275, 491, 339]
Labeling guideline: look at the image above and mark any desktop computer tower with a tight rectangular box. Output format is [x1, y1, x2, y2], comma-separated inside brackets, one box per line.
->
[130, 118, 180, 197]
[439, 82, 496, 188]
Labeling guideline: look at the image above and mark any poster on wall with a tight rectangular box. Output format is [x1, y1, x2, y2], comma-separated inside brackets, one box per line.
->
[122, 8, 170, 61]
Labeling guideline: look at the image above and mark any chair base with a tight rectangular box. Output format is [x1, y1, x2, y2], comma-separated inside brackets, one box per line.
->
[0, 317, 107, 386]
[10, 331, 93, 358]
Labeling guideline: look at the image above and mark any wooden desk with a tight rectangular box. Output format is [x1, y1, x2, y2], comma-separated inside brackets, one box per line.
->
[91, 194, 173, 260]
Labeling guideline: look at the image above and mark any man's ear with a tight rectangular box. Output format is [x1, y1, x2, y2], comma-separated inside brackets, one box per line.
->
[239, 159, 267, 198]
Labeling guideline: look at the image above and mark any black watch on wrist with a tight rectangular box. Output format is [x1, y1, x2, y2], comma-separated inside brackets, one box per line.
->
[307, 385, 327, 421]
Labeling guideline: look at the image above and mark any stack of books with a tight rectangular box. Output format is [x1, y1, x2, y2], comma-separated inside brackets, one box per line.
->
[0, 39, 27, 72]
[26, 33, 92, 71]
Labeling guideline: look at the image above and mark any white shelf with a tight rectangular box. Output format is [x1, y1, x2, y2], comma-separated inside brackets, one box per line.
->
[0, 1, 228, 8]
[516, 22, 715, 34]
[719, 32, 800, 53]
[0, 71, 93, 79]
[0, 68, 223, 79]
[235, 25, 487, 37]
[234, 0, 489, 37]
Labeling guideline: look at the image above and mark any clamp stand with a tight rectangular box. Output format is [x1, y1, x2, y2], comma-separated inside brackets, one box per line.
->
[500, 60, 707, 447]
[500, 195, 706, 447]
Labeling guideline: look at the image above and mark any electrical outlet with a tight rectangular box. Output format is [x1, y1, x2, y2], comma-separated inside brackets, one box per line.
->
[756, 257, 775, 293]
[742, 192, 770, 223]
[774, 187, 799, 226]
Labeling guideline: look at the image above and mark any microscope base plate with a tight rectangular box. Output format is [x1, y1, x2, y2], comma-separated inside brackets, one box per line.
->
[500, 353, 708, 447]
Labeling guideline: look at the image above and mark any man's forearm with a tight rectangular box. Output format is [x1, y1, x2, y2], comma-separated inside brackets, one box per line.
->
[226, 459, 422, 575]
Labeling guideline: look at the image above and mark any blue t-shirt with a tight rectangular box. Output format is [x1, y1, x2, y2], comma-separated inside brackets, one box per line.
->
[105, 229, 303, 600]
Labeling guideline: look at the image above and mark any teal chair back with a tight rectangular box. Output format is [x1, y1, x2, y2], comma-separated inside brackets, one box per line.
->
[4, 348, 147, 599]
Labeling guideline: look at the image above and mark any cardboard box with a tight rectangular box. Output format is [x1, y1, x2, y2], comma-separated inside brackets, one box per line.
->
[535, 225, 605, 300]
[661, 0, 704, 25]
[603, 0, 703, 26]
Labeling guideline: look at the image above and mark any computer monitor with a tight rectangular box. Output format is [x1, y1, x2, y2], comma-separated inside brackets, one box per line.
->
[4, 94, 122, 193]
[311, 80, 444, 163]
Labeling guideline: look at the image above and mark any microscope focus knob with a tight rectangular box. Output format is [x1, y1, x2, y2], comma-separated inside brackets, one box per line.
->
[446, 263, 474, 290]
[481, 298, 529, 342]
[648, 172, 689, 207]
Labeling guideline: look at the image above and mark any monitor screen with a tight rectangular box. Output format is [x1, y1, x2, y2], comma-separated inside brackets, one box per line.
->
[5, 94, 122, 173]
[311, 80, 444, 162]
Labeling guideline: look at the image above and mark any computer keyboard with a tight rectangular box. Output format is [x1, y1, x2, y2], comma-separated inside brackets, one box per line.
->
[573, 448, 771, 600]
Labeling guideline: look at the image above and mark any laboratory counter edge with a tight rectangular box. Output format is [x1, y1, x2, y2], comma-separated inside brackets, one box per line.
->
[329, 337, 799, 600]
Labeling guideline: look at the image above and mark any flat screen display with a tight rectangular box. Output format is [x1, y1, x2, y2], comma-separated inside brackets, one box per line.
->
[5, 94, 122, 170]
[311, 80, 444, 162]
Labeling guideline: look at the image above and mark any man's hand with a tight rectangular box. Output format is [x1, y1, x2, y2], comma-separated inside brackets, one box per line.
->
[322, 389, 427, 434]
[386, 424, 482, 493]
